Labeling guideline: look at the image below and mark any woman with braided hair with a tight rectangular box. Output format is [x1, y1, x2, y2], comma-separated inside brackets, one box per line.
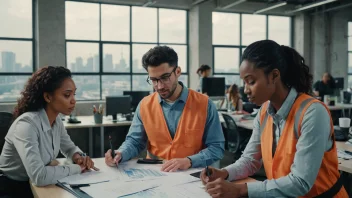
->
[200, 40, 347, 198]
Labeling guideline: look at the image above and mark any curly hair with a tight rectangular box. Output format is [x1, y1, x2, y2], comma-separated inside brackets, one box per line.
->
[142, 46, 178, 70]
[242, 40, 313, 94]
[13, 66, 72, 120]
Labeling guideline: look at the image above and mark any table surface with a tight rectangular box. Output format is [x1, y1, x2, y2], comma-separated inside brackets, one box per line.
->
[63, 116, 132, 129]
[30, 158, 256, 198]
[335, 141, 352, 174]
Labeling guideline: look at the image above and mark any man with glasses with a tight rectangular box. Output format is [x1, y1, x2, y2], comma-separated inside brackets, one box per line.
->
[105, 46, 224, 172]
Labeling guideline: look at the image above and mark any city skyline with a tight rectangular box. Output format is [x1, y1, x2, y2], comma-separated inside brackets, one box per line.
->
[0, 51, 32, 72]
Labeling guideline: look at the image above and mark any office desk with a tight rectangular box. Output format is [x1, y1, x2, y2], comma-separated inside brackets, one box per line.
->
[336, 141, 352, 174]
[219, 112, 254, 130]
[64, 116, 132, 157]
[30, 158, 256, 198]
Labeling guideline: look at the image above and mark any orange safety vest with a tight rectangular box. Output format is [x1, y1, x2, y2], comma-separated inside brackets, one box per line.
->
[260, 93, 348, 197]
[140, 89, 208, 160]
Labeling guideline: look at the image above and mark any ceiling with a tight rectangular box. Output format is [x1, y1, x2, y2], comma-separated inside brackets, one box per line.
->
[82, 0, 352, 16]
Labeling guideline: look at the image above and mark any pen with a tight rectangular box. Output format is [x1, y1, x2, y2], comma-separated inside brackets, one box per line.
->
[81, 153, 100, 171]
[205, 166, 211, 177]
[109, 135, 118, 169]
[93, 105, 97, 114]
[98, 104, 102, 114]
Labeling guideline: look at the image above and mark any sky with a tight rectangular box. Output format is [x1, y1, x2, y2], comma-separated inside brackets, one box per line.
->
[0, 0, 32, 68]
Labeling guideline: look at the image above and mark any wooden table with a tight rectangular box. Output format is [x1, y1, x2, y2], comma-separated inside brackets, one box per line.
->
[64, 116, 132, 156]
[335, 141, 352, 174]
[30, 158, 256, 198]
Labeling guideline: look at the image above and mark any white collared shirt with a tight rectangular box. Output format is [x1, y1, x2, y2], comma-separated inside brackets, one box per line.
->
[0, 109, 82, 186]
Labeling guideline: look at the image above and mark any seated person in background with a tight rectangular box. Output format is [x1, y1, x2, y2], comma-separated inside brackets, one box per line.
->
[105, 46, 224, 172]
[0, 66, 94, 197]
[196, 64, 211, 93]
[228, 84, 243, 112]
[313, 72, 335, 101]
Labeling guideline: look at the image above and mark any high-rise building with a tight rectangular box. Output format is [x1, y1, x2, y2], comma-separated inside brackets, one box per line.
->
[1, 51, 16, 72]
[104, 54, 113, 71]
[75, 57, 84, 72]
[93, 54, 99, 72]
[87, 56, 93, 72]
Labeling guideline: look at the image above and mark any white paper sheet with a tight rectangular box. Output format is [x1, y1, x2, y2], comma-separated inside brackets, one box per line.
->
[80, 173, 200, 198]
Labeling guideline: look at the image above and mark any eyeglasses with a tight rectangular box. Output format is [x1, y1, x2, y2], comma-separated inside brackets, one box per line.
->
[146, 67, 177, 86]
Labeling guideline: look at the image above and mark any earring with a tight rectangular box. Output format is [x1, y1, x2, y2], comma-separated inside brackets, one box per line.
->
[48, 100, 51, 103]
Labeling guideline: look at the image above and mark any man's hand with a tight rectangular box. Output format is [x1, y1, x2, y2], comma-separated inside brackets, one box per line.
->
[105, 149, 122, 167]
[72, 153, 94, 172]
[205, 178, 248, 198]
[161, 158, 191, 172]
[200, 166, 229, 185]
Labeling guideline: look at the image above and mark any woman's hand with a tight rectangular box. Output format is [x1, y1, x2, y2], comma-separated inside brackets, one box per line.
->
[72, 153, 95, 172]
[200, 166, 229, 185]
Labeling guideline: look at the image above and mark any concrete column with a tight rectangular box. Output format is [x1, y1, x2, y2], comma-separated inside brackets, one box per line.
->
[310, 13, 329, 82]
[294, 13, 311, 72]
[36, 0, 66, 69]
[189, 1, 214, 90]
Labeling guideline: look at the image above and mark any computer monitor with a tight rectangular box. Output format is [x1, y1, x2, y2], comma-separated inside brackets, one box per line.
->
[106, 96, 131, 121]
[334, 77, 344, 89]
[201, 77, 225, 97]
[123, 91, 150, 112]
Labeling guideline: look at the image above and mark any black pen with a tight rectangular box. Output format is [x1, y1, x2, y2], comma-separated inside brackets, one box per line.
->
[109, 135, 118, 169]
[206, 166, 211, 177]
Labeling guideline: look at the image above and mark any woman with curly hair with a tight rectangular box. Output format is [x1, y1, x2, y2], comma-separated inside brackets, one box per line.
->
[0, 66, 94, 197]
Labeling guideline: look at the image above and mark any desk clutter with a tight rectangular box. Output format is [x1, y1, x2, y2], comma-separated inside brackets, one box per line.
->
[56, 159, 210, 198]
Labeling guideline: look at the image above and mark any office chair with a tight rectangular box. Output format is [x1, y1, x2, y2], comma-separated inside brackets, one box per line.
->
[221, 113, 250, 162]
[0, 112, 13, 151]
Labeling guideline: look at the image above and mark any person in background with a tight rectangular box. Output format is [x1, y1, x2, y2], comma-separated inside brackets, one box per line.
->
[228, 84, 243, 112]
[105, 46, 224, 172]
[196, 64, 212, 92]
[313, 72, 335, 101]
[200, 40, 347, 197]
[0, 66, 94, 197]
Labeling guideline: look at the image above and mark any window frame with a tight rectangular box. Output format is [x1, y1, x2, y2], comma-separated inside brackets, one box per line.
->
[348, 21, 352, 88]
[212, 11, 293, 86]
[65, 0, 189, 101]
[0, 0, 36, 103]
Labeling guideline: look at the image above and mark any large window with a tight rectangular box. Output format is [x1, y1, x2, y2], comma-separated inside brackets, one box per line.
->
[0, 0, 34, 102]
[66, 1, 188, 100]
[212, 12, 292, 86]
[348, 22, 352, 88]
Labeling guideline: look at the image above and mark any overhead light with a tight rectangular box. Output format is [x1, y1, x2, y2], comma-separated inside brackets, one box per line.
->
[221, 0, 247, 9]
[142, 0, 156, 7]
[192, 0, 208, 6]
[254, 2, 287, 14]
[286, 0, 337, 14]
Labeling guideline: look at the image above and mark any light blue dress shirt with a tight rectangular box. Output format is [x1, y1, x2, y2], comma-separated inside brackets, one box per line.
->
[117, 82, 225, 168]
[224, 88, 334, 197]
